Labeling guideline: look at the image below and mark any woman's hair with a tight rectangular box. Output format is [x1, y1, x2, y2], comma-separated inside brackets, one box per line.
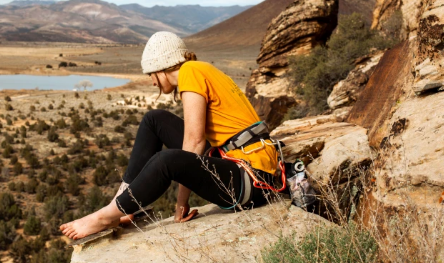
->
[155, 51, 197, 102]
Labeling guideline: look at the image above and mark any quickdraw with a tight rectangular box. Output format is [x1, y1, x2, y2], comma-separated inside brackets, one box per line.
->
[208, 140, 287, 193]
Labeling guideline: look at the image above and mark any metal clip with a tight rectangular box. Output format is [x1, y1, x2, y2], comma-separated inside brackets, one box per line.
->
[241, 139, 265, 154]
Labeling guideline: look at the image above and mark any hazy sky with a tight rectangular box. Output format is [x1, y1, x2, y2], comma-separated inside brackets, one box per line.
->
[0, 0, 265, 7]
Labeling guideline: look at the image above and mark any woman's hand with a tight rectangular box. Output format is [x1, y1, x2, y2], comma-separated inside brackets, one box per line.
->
[174, 203, 198, 223]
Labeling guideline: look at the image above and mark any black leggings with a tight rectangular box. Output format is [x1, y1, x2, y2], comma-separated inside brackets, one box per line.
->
[116, 110, 268, 214]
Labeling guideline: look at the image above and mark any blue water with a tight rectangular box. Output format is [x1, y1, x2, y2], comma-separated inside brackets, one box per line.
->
[0, 75, 130, 91]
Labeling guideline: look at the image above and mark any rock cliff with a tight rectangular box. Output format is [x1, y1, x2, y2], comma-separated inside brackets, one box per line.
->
[70, 203, 332, 262]
[245, 0, 339, 130]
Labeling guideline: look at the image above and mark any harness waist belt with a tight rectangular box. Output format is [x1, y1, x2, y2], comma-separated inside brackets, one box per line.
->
[223, 122, 269, 152]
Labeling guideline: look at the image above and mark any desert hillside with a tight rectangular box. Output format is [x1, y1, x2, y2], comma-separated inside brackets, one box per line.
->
[185, 0, 295, 51]
[0, 0, 249, 43]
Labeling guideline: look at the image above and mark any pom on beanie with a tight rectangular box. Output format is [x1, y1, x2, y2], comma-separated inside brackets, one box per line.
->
[141, 31, 188, 74]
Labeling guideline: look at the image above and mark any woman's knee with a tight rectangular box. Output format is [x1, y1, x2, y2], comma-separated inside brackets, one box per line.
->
[149, 149, 184, 178]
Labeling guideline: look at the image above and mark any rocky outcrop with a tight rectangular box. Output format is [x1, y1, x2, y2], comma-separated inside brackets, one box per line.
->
[71, 203, 332, 262]
[413, 5, 444, 93]
[246, 0, 339, 130]
[270, 115, 373, 220]
[327, 52, 383, 110]
[347, 40, 412, 147]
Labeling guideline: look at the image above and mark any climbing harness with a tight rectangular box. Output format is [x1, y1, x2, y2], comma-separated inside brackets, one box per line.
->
[209, 121, 287, 194]
[209, 121, 317, 209]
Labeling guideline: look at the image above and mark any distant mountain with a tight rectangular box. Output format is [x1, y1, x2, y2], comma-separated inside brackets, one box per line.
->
[7, 0, 60, 6]
[186, 0, 376, 52]
[0, 0, 251, 43]
[120, 4, 251, 34]
[185, 0, 294, 50]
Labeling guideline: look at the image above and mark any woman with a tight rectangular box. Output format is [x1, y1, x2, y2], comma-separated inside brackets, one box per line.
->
[60, 32, 278, 240]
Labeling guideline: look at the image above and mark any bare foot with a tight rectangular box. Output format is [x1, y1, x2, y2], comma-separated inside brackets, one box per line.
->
[60, 205, 122, 240]
[119, 214, 134, 226]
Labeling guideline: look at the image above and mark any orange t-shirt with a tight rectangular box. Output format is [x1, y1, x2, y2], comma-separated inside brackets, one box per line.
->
[178, 61, 277, 174]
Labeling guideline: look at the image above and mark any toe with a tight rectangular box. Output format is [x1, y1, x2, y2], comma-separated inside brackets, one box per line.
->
[64, 229, 74, 237]
[68, 231, 77, 239]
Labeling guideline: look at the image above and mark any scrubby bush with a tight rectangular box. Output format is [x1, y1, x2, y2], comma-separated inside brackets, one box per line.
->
[67, 139, 84, 155]
[122, 115, 139, 126]
[117, 153, 128, 167]
[8, 182, 16, 191]
[92, 165, 108, 186]
[13, 162, 23, 175]
[65, 174, 83, 196]
[77, 186, 110, 217]
[4, 96, 11, 102]
[10, 155, 18, 165]
[47, 127, 59, 142]
[43, 194, 69, 221]
[25, 178, 39, 194]
[95, 134, 110, 148]
[54, 118, 67, 129]
[262, 223, 378, 263]
[114, 125, 125, 133]
[5, 103, 13, 111]
[58, 62, 68, 68]
[69, 114, 89, 134]
[288, 13, 400, 117]
[0, 193, 22, 221]
[29, 120, 50, 135]
[24, 215, 41, 236]
[0, 220, 17, 250]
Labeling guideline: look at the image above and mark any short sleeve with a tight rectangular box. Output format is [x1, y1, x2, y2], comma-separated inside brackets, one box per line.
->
[178, 63, 209, 103]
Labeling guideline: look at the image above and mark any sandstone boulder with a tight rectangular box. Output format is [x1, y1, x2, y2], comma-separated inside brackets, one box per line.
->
[70, 203, 332, 263]
[327, 52, 383, 110]
[271, 115, 373, 185]
[246, 0, 338, 130]
[270, 115, 373, 221]
[413, 7, 444, 94]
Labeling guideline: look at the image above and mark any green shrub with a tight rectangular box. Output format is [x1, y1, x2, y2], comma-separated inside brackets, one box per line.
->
[92, 165, 108, 186]
[262, 223, 378, 263]
[8, 182, 16, 191]
[13, 162, 23, 175]
[55, 118, 67, 129]
[289, 13, 399, 116]
[77, 186, 110, 217]
[47, 127, 59, 142]
[95, 134, 110, 148]
[24, 216, 41, 236]
[0, 220, 17, 250]
[5, 103, 13, 111]
[43, 194, 69, 221]
[114, 125, 125, 133]
[0, 193, 22, 221]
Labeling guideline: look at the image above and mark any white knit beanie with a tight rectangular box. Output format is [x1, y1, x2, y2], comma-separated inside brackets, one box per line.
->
[141, 31, 188, 74]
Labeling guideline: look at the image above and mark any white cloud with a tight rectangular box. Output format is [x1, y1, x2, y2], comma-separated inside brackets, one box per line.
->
[0, 0, 264, 6]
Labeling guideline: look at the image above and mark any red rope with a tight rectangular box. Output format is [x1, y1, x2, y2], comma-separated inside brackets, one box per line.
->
[209, 148, 286, 192]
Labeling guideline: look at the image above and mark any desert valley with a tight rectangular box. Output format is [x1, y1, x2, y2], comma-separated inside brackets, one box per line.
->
[1, 0, 444, 262]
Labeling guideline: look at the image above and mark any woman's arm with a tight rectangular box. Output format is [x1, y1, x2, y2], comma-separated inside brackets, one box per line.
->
[175, 91, 207, 222]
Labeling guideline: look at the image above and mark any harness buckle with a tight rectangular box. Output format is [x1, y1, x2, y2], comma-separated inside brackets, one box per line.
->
[241, 139, 265, 154]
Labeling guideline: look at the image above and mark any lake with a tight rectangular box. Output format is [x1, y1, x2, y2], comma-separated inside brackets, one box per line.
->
[0, 75, 130, 91]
